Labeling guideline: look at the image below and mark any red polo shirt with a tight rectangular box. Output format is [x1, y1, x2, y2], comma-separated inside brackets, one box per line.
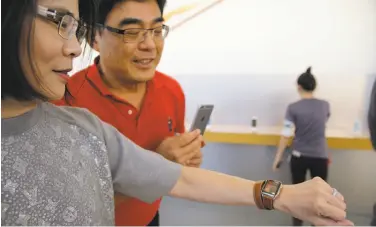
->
[53, 59, 186, 226]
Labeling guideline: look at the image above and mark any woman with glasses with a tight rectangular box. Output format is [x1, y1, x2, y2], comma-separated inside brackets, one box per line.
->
[2, 1, 353, 226]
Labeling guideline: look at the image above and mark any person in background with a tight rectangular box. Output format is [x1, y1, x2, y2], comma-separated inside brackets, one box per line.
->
[272, 67, 331, 226]
[369, 79, 376, 226]
[369, 79, 376, 155]
[52, 0, 203, 225]
[2, 0, 354, 226]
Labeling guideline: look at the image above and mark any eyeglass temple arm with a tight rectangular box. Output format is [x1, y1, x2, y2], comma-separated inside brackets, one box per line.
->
[37, 5, 56, 18]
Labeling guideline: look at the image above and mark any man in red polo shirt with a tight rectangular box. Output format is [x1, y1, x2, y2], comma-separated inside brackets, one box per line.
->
[54, 0, 203, 226]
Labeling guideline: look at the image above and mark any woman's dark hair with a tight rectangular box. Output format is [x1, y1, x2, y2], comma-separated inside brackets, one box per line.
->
[368, 79, 376, 150]
[2, 0, 98, 101]
[297, 67, 317, 92]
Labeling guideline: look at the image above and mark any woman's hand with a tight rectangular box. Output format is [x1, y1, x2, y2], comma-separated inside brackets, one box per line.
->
[274, 177, 353, 226]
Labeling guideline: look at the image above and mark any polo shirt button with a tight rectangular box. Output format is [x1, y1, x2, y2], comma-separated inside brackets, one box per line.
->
[128, 110, 133, 115]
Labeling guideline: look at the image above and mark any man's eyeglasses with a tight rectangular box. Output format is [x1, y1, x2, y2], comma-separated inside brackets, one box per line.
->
[37, 5, 87, 44]
[101, 24, 170, 43]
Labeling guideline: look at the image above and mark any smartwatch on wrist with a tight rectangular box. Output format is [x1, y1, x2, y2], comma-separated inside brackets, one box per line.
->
[260, 180, 283, 210]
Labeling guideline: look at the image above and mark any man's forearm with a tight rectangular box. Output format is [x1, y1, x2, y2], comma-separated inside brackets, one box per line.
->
[169, 166, 256, 206]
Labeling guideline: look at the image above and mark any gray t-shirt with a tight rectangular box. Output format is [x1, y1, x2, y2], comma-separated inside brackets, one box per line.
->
[1, 102, 182, 226]
[285, 98, 330, 158]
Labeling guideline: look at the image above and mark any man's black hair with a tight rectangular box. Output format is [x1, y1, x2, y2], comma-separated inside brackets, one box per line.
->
[297, 67, 317, 92]
[97, 0, 167, 25]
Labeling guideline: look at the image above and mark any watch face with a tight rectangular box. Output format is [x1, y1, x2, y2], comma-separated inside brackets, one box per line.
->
[262, 180, 281, 196]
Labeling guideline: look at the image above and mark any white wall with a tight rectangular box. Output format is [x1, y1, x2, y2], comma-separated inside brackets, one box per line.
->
[157, 0, 376, 135]
[72, 0, 376, 135]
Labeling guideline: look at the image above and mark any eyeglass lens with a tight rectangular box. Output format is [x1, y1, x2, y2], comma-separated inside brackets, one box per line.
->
[58, 15, 86, 43]
[123, 26, 168, 43]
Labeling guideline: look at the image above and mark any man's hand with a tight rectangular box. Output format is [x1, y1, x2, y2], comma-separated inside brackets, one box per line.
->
[156, 129, 203, 166]
[186, 139, 206, 167]
[186, 151, 203, 167]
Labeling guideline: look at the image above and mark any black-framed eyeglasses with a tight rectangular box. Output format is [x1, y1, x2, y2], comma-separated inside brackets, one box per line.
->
[37, 5, 87, 44]
[100, 24, 170, 43]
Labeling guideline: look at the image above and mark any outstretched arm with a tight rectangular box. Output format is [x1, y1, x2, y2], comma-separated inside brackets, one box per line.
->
[170, 167, 352, 226]
[95, 114, 352, 227]
[170, 166, 255, 206]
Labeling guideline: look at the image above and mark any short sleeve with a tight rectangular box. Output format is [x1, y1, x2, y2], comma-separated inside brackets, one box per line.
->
[45, 103, 183, 204]
[285, 105, 294, 122]
[102, 123, 182, 203]
[281, 105, 295, 137]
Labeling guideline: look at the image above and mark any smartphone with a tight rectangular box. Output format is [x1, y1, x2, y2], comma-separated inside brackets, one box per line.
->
[190, 105, 214, 135]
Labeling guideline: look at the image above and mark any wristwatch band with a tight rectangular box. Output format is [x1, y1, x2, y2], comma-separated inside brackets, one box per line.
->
[261, 193, 274, 210]
[260, 180, 283, 210]
[253, 181, 264, 209]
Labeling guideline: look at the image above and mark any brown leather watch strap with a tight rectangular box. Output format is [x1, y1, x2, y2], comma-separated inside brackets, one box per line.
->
[253, 181, 264, 209]
[260, 180, 283, 210]
[262, 194, 274, 210]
